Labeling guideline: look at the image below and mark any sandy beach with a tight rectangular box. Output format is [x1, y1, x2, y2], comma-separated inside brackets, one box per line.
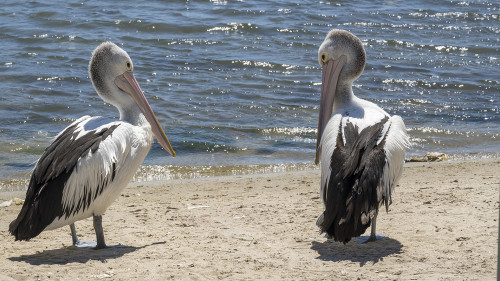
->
[1, 158, 498, 280]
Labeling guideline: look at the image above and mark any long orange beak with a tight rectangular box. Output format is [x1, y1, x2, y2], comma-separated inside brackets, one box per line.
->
[114, 71, 176, 157]
[315, 55, 346, 165]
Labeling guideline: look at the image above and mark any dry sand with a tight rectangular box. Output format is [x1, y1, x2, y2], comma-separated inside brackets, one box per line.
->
[0, 158, 499, 280]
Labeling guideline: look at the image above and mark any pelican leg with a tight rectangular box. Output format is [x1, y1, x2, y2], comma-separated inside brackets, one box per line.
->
[93, 215, 106, 249]
[70, 223, 80, 246]
[368, 212, 378, 241]
[356, 211, 383, 243]
[367, 212, 378, 242]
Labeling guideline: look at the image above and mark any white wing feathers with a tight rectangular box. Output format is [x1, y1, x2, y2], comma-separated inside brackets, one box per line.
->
[319, 114, 343, 203]
[381, 115, 410, 209]
[60, 118, 131, 216]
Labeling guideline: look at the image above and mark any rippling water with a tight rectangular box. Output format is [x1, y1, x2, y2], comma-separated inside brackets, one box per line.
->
[0, 0, 498, 188]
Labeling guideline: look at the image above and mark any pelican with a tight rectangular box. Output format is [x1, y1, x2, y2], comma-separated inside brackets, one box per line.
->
[9, 42, 175, 249]
[315, 30, 410, 243]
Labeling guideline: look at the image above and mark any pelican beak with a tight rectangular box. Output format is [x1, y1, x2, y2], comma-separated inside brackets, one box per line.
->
[315, 55, 346, 165]
[114, 71, 176, 157]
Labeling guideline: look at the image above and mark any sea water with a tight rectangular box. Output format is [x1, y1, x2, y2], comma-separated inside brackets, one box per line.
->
[0, 0, 498, 189]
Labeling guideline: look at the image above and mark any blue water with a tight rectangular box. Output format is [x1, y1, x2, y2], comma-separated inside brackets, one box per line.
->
[0, 0, 498, 186]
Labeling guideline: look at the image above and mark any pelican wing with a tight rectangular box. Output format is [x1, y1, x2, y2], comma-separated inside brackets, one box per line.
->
[317, 114, 408, 243]
[9, 116, 124, 240]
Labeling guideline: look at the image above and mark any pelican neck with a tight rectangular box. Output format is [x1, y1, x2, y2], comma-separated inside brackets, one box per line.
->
[333, 82, 355, 112]
[118, 106, 148, 127]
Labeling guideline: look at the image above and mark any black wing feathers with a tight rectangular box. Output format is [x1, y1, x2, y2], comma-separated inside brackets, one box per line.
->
[319, 116, 389, 243]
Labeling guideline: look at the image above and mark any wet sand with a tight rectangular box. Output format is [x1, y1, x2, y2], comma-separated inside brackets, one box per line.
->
[1, 159, 498, 280]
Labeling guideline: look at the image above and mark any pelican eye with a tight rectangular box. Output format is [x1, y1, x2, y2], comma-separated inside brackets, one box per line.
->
[125, 61, 132, 71]
[321, 54, 327, 63]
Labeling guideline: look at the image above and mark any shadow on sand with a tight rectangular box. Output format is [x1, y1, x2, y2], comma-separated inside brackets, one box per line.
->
[8, 241, 166, 265]
[311, 236, 402, 266]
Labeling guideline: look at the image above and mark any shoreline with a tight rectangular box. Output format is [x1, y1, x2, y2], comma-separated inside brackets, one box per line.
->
[1, 158, 499, 280]
[2, 154, 499, 193]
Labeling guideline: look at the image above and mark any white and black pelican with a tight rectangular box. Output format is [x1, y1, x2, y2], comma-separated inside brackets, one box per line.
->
[9, 42, 175, 249]
[315, 30, 410, 243]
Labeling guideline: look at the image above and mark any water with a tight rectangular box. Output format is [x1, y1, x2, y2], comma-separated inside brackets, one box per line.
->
[0, 0, 498, 189]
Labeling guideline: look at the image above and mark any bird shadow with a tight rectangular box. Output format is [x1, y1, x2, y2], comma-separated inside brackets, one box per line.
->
[8, 241, 166, 265]
[311, 236, 402, 266]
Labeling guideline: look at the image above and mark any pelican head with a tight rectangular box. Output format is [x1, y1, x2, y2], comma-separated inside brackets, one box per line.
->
[315, 30, 366, 165]
[89, 42, 175, 157]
